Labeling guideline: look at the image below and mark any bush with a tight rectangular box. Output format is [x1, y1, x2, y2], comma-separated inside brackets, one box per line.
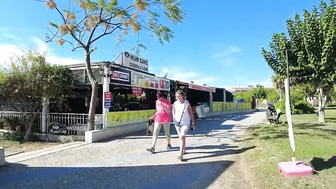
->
[0, 131, 25, 142]
[275, 100, 285, 113]
[0, 117, 24, 131]
[293, 100, 315, 114]
[275, 99, 315, 115]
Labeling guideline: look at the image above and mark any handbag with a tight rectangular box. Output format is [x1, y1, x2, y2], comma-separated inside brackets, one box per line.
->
[176, 102, 188, 127]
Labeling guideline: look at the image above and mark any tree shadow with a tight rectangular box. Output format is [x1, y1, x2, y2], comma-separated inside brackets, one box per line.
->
[0, 160, 234, 189]
[183, 146, 256, 162]
[326, 117, 336, 123]
[310, 156, 336, 172]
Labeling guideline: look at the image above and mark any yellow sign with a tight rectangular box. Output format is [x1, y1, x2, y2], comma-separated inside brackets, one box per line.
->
[106, 109, 156, 127]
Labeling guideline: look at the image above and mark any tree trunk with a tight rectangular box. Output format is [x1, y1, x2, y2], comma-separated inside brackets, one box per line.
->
[24, 121, 33, 141]
[318, 88, 327, 123]
[85, 50, 98, 131]
[88, 82, 98, 130]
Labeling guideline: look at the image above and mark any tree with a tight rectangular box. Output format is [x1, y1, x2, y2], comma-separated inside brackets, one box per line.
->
[292, 83, 316, 100]
[266, 88, 280, 103]
[0, 50, 75, 140]
[251, 85, 268, 99]
[234, 91, 253, 102]
[261, 0, 336, 122]
[271, 74, 285, 101]
[40, 0, 186, 130]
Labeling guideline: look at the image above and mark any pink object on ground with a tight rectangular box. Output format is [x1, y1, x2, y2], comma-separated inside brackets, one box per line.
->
[278, 161, 313, 177]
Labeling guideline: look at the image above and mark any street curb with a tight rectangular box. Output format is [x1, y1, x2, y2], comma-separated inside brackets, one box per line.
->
[5, 142, 88, 164]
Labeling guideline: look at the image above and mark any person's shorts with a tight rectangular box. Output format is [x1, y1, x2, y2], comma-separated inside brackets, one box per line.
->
[175, 124, 190, 137]
[153, 122, 171, 137]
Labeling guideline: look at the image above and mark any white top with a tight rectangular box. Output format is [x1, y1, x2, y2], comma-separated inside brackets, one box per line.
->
[173, 100, 191, 126]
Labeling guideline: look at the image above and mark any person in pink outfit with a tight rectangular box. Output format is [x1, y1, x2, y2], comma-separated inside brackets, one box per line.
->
[147, 91, 172, 153]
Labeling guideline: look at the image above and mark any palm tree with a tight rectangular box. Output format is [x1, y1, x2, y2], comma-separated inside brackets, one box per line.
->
[271, 74, 285, 101]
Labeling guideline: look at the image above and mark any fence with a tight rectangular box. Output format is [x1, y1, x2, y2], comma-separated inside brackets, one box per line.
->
[212, 102, 252, 112]
[0, 111, 42, 132]
[0, 111, 103, 136]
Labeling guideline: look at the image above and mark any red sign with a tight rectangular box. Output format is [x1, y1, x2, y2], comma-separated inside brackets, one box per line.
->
[188, 84, 216, 93]
[132, 87, 143, 96]
[104, 92, 112, 100]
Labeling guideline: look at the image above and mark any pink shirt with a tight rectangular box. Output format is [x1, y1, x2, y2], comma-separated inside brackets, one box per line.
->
[154, 99, 172, 123]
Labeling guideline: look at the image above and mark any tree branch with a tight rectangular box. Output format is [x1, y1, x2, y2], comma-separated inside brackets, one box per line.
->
[53, 6, 86, 48]
[90, 23, 123, 44]
[87, 8, 104, 46]
[72, 46, 84, 51]
[46, 27, 73, 44]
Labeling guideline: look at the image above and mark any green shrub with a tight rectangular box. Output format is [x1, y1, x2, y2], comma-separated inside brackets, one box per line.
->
[293, 100, 315, 114]
[275, 100, 285, 113]
[275, 99, 315, 115]
[0, 131, 25, 142]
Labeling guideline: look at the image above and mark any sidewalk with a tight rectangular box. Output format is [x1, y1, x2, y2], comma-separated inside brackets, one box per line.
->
[0, 111, 265, 189]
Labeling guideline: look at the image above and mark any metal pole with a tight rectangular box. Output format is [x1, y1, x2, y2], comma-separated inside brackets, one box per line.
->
[286, 50, 289, 80]
[286, 49, 291, 106]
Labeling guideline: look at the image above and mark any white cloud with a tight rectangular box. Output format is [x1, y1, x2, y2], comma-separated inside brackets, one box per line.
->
[213, 46, 242, 58]
[0, 34, 83, 67]
[213, 46, 242, 67]
[156, 66, 218, 86]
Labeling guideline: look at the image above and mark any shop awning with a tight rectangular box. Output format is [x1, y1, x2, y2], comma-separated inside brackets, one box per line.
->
[188, 83, 216, 93]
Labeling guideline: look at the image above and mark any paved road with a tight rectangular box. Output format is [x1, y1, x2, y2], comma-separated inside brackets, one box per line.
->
[0, 111, 265, 189]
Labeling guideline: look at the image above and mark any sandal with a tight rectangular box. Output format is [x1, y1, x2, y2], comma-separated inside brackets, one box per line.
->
[146, 147, 155, 153]
[177, 155, 183, 160]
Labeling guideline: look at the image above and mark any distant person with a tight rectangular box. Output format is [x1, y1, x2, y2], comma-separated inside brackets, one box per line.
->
[172, 90, 195, 160]
[147, 91, 172, 153]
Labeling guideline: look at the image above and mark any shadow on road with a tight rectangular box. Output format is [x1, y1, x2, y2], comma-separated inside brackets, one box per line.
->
[0, 160, 234, 189]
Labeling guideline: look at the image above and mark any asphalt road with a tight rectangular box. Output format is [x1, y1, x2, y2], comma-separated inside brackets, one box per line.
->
[0, 111, 265, 189]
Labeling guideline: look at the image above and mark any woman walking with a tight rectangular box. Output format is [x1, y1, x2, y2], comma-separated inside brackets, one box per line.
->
[172, 90, 196, 160]
[147, 91, 172, 153]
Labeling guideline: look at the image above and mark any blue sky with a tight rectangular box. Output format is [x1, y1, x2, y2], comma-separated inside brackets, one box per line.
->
[0, 0, 321, 88]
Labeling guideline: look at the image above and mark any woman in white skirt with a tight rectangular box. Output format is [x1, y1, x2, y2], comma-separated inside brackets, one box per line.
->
[172, 90, 196, 160]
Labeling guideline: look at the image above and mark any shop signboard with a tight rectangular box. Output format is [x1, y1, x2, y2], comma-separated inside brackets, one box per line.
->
[110, 67, 131, 85]
[132, 87, 143, 96]
[188, 83, 216, 93]
[121, 51, 149, 72]
[131, 71, 170, 91]
[104, 92, 112, 108]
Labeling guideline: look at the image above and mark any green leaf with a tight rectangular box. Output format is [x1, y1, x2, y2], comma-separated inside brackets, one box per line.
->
[48, 21, 59, 29]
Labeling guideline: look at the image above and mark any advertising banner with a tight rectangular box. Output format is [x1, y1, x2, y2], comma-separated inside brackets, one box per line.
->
[110, 67, 131, 85]
[121, 51, 149, 72]
[132, 87, 143, 96]
[131, 71, 170, 91]
[106, 109, 156, 127]
[284, 78, 296, 161]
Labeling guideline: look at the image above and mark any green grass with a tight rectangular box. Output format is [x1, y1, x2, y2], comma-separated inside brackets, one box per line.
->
[243, 110, 336, 189]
